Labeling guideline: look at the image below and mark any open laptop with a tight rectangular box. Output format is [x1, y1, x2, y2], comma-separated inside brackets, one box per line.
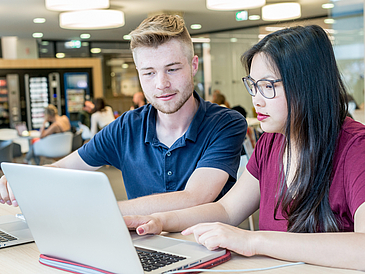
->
[0, 214, 33, 248]
[1, 163, 229, 274]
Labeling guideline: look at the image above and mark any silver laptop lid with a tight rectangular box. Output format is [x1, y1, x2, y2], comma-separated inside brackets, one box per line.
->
[2, 163, 144, 274]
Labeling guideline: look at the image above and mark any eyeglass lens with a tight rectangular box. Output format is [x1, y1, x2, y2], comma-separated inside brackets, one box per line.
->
[244, 78, 275, 99]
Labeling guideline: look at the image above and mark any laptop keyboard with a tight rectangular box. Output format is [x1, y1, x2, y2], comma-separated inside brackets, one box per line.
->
[136, 247, 186, 272]
[0, 230, 17, 242]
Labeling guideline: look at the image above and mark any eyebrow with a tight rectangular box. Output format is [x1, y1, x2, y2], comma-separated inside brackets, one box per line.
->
[140, 62, 183, 71]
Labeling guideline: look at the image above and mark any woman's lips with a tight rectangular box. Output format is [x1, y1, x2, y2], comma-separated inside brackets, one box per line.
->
[256, 112, 269, 121]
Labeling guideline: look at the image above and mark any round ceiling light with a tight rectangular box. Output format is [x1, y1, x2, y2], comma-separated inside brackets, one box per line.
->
[45, 0, 109, 11]
[262, 3, 301, 21]
[206, 0, 266, 10]
[60, 10, 125, 30]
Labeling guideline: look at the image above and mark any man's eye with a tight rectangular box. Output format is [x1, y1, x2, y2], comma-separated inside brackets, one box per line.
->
[168, 68, 179, 72]
[143, 72, 154, 76]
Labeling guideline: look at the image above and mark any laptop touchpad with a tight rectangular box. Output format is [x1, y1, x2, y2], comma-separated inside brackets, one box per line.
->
[0, 221, 29, 232]
[134, 235, 180, 249]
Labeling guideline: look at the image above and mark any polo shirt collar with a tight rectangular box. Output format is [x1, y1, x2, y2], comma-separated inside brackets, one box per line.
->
[145, 91, 206, 144]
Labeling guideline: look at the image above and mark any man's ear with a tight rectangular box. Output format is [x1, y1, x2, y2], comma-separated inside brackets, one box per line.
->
[191, 55, 199, 76]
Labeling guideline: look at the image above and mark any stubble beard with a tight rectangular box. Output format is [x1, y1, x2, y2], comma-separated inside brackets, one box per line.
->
[147, 83, 194, 115]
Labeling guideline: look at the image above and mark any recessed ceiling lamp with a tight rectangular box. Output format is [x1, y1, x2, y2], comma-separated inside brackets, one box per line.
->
[60, 10, 125, 30]
[45, 0, 109, 11]
[249, 15, 260, 21]
[80, 34, 91, 39]
[123, 35, 131, 40]
[32, 32, 44, 38]
[322, 3, 335, 9]
[206, 0, 265, 10]
[190, 24, 202, 30]
[33, 18, 46, 24]
[262, 3, 301, 21]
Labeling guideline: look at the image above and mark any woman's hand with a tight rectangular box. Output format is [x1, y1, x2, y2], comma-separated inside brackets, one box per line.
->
[0, 175, 18, 207]
[124, 215, 163, 235]
[182, 222, 257, 256]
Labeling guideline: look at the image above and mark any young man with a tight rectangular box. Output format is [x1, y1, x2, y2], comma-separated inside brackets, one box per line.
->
[0, 14, 246, 216]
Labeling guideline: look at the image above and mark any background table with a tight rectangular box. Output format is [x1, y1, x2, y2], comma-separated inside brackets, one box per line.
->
[0, 204, 359, 273]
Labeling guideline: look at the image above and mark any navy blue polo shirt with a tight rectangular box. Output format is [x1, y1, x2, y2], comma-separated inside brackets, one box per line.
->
[78, 91, 247, 200]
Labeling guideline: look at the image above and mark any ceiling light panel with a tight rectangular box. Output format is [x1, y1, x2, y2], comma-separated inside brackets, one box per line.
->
[262, 3, 301, 21]
[60, 10, 125, 30]
[206, 0, 266, 10]
[45, 0, 109, 11]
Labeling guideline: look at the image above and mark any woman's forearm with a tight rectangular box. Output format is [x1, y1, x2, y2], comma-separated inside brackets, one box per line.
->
[153, 202, 230, 232]
[254, 230, 365, 271]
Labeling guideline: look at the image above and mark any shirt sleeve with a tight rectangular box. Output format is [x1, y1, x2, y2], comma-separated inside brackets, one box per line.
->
[196, 111, 247, 180]
[246, 132, 266, 180]
[343, 134, 365, 217]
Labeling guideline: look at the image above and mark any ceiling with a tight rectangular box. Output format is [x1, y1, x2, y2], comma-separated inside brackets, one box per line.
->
[0, 0, 331, 42]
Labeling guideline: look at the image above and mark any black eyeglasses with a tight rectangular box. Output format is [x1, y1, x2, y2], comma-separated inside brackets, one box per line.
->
[242, 76, 282, 99]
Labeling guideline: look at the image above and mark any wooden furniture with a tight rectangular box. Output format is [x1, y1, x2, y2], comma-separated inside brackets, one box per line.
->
[0, 204, 359, 274]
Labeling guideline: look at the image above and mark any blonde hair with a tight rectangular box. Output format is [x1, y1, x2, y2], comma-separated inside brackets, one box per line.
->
[129, 14, 194, 61]
[44, 104, 58, 118]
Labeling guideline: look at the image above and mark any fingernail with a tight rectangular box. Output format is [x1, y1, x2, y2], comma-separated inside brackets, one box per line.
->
[6, 200, 12, 205]
[0, 199, 4, 204]
[137, 227, 145, 235]
[12, 200, 18, 207]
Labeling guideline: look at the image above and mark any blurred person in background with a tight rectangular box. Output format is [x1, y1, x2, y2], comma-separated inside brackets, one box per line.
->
[90, 98, 115, 137]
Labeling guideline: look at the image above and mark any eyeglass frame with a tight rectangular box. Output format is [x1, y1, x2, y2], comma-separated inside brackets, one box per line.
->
[242, 76, 282, 99]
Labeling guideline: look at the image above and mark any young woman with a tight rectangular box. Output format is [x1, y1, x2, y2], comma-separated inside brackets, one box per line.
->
[90, 98, 115, 137]
[124, 25, 365, 271]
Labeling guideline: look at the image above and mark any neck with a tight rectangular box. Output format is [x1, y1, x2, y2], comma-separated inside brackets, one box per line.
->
[156, 94, 199, 147]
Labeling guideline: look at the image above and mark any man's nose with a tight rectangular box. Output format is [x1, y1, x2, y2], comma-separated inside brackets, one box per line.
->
[156, 73, 170, 90]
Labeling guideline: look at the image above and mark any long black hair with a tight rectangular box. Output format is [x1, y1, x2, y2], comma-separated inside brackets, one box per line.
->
[241, 25, 348, 232]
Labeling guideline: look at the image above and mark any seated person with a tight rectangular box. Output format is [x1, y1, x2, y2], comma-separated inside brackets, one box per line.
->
[90, 98, 115, 137]
[1, 14, 246, 217]
[78, 100, 94, 129]
[124, 25, 365, 271]
[24, 104, 71, 165]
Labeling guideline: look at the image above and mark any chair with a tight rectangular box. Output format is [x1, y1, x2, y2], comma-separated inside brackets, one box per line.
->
[72, 130, 84, 151]
[238, 136, 256, 231]
[0, 140, 14, 168]
[33, 132, 73, 164]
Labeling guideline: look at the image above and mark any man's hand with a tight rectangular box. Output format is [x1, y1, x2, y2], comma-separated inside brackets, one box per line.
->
[124, 215, 163, 235]
[0, 175, 18, 207]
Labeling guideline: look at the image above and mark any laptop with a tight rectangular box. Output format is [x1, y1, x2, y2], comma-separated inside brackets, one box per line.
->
[1, 163, 229, 274]
[0, 214, 34, 248]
